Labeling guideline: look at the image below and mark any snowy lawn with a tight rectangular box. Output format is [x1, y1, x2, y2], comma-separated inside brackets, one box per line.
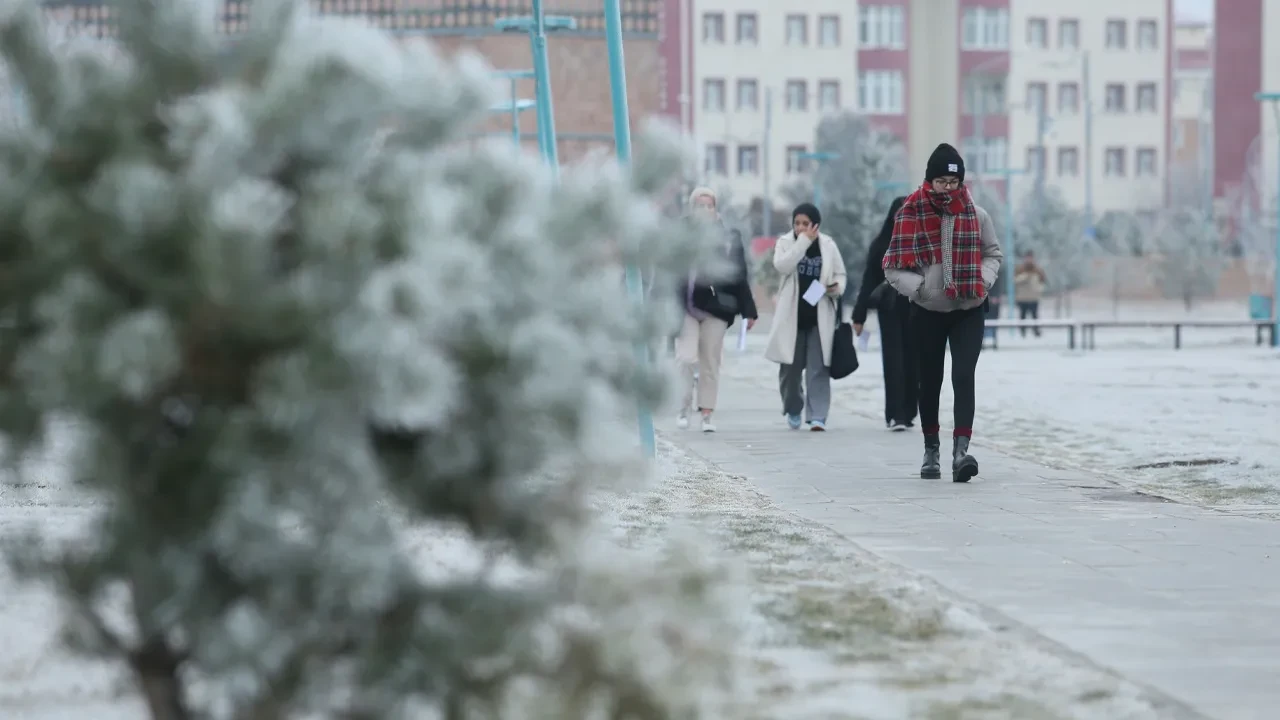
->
[726, 301, 1280, 515]
[594, 440, 1192, 720]
[2, 428, 1193, 719]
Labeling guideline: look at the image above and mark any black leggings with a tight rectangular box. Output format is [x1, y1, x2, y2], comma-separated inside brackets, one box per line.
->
[913, 304, 985, 437]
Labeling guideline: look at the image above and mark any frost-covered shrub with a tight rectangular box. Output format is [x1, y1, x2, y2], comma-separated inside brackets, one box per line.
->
[0, 1, 739, 718]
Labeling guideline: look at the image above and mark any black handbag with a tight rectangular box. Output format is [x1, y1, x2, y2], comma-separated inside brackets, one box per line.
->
[830, 299, 859, 380]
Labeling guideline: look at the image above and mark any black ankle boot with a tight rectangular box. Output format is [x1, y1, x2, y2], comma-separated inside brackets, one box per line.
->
[952, 436, 979, 483]
[920, 434, 941, 479]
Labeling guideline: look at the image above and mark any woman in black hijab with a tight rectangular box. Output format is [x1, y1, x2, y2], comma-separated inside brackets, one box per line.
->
[851, 196, 917, 431]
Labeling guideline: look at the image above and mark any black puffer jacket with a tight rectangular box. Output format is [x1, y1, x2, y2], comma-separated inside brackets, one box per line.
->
[852, 197, 908, 325]
[685, 225, 759, 326]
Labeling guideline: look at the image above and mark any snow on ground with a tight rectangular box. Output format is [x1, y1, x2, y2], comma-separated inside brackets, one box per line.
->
[594, 440, 1191, 720]
[1, 421, 1192, 719]
[725, 298, 1280, 514]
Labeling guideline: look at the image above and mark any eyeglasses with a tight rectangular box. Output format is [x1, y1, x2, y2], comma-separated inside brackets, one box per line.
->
[932, 179, 962, 190]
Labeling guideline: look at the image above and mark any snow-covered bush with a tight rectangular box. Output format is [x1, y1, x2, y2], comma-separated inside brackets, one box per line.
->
[1146, 206, 1222, 310]
[0, 1, 740, 718]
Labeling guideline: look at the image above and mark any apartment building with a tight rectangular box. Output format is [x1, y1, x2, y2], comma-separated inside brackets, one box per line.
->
[998, 1, 1173, 214]
[1214, 0, 1280, 222]
[688, 1, 860, 204]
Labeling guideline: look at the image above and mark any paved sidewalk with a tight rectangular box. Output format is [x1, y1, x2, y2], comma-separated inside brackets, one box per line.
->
[668, 353, 1280, 720]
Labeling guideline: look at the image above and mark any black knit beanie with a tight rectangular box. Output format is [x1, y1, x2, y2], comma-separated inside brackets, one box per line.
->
[925, 143, 965, 182]
[792, 202, 821, 226]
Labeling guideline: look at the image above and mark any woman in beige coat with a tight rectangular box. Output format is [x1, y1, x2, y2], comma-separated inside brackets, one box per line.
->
[763, 203, 847, 431]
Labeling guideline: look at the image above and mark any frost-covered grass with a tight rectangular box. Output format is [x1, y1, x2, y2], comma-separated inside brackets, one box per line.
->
[593, 441, 1189, 720]
[2, 428, 1191, 719]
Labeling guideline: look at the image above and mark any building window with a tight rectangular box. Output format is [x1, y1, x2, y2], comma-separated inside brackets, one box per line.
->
[735, 13, 757, 44]
[703, 79, 725, 111]
[737, 144, 759, 175]
[962, 7, 1009, 50]
[1026, 146, 1046, 174]
[1026, 82, 1047, 115]
[818, 15, 840, 46]
[1058, 82, 1080, 114]
[786, 14, 808, 45]
[1105, 83, 1126, 112]
[819, 80, 841, 111]
[1136, 147, 1158, 176]
[1026, 18, 1047, 49]
[786, 80, 808, 111]
[1058, 19, 1079, 49]
[859, 5, 905, 49]
[1137, 19, 1159, 50]
[705, 144, 727, 175]
[1137, 82, 1158, 112]
[702, 13, 724, 43]
[858, 70, 905, 114]
[964, 78, 1006, 115]
[963, 137, 1007, 173]
[786, 145, 808, 174]
[1058, 147, 1079, 176]
[736, 79, 758, 110]
[1104, 147, 1126, 176]
[1105, 19, 1127, 49]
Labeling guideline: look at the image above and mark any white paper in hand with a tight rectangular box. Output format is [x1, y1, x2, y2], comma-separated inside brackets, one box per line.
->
[736, 321, 748, 352]
[802, 279, 825, 306]
[856, 329, 871, 352]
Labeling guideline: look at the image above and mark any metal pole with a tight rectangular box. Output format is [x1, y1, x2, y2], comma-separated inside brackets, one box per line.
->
[510, 76, 520, 147]
[1034, 101, 1047, 208]
[1273, 106, 1280, 347]
[1004, 173, 1016, 322]
[1082, 51, 1095, 234]
[762, 87, 772, 236]
[972, 76, 986, 174]
[604, 0, 655, 457]
[530, 0, 559, 172]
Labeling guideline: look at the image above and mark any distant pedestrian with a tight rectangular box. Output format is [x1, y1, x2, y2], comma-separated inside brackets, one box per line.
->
[764, 202, 847, 431]
[675, 187, 759, 433]
[852, 196, 917, 432]
[883, 143, 1004, 482]
[1014, 250, 1048, 336]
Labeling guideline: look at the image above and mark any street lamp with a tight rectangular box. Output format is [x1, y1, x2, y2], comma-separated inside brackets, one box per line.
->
[602, 0, 655, 458]
[983, 167, 1026, 328]
[797, 151, 838, 207]
[495, 7, 576, 172]
[1253, 92, 1280, 347]
[491, 70, 535, 148]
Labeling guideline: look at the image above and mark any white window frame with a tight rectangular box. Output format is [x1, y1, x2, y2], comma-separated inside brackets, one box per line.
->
[1058, 19, 1079, 49]
[705, 144, 727, 175]
[1106, 19, 1127, 49]
[818, 15, 840, 47]
[736, 79, 758, 111]
[786, 14, 808, 46]
[858, 70, 904, 114]
[858, 5, 905, 49]
[786, 80, 808, 111]
[1104, 147, 1126, 176]
[1026, 18, 1047, 49]
[702, 13, 724, 43]
[735, 13, 757, 44]
[1136, 148, 1158, 176]
[818, 80, 841, 112]
[737, 144, 759, 175]
[703, 79, 725, 112]
[1058, 147, 1079, 176]
[1058, 82, 1080, 114]
[1105, 83, 1126, 113]
[1137, 19, 1159, 51]
[785, 145, 808, 174]
[1137, 83, 1158, 113]
[962, 7, 1009, 50]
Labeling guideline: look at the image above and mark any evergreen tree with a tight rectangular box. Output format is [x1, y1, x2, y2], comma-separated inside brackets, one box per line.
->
[784, 113, 907, 297]
[1146, 206, 1222, 310]
[1012, 187, 1093, 297]
[0, 1, 738, 718]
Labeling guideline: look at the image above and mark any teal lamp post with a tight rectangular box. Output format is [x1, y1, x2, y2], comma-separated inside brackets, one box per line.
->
[603, 0, 655, 458]
[496, 7, 576, 173]
[492, 70, 535, 147]
[983, 168, 1026, 327]
[797, 151, 838, 207]
[1254, 92, 1280, 347]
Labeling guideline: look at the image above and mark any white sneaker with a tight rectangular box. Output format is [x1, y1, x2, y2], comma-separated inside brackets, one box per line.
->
[677, 410, 690, 430]
[701, 416, 717, 433]
[889, 421, 908, 432]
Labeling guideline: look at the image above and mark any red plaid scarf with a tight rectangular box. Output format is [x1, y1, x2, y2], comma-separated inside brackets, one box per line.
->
[881, 182, 986, 300]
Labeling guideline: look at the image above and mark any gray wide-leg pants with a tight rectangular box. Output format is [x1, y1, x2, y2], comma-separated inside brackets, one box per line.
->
[778, 326, 830, 423]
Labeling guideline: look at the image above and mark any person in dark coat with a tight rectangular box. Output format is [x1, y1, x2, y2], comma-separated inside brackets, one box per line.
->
[675, 187, 759, 432]
[852, 196, 917, 432]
